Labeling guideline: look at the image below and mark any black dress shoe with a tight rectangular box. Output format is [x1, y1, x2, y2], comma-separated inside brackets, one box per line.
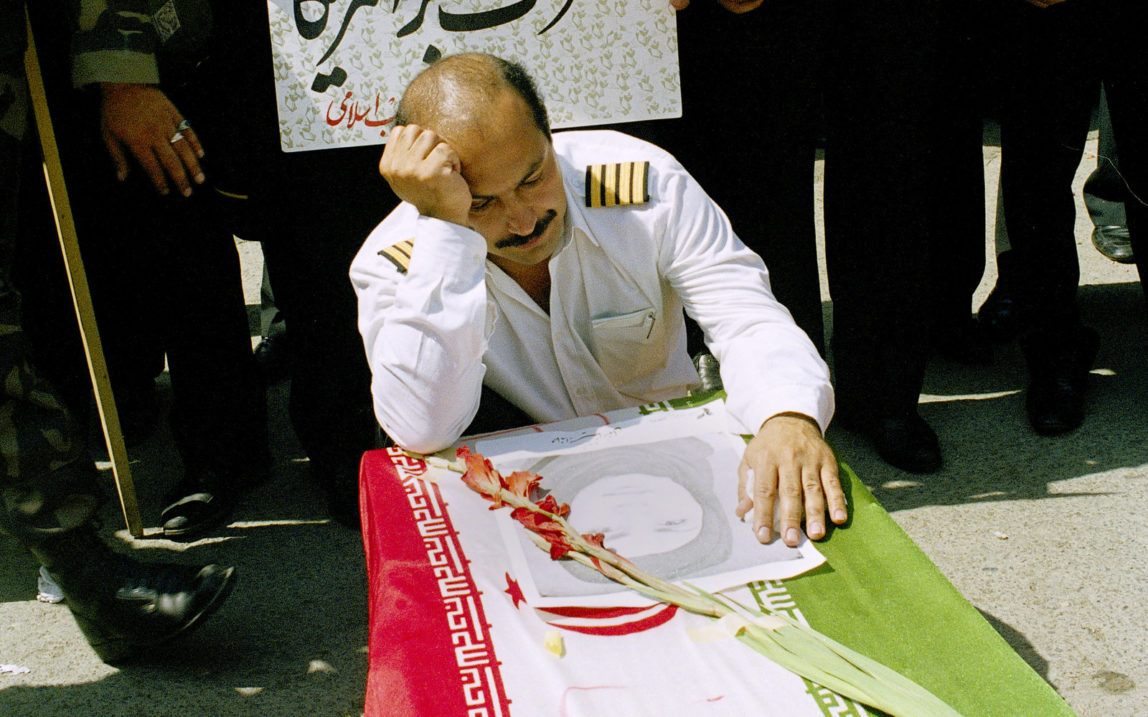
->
[160, 468, 243, 540]
[837, 410, 942, 474]
[1092, 225, 1134, 264]
[253, 334, 291, 385]
[871, 414, 942, 473]
[31, 528, 236, 664]
[1020, 327, 1100, 436]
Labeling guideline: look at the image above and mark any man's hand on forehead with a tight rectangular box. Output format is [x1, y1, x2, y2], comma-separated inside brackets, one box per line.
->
[378, 125, 472, 227]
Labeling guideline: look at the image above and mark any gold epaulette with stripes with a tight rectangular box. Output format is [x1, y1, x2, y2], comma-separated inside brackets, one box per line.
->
[585, 161, 650, 208]
[378, 239, 414, 274]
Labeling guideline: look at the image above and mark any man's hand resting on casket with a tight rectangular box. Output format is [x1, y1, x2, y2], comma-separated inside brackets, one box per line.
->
[736, 413, 847, 547]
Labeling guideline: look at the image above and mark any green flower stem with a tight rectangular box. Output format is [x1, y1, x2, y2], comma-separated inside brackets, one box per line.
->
[526, 532, 724, 617]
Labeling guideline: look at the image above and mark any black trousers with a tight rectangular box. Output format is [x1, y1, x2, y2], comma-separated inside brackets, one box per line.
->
[617, 0, 829, 355]
[251, 151, 393, 488]
[989, 0, 1148, 326]
[200, 8, 396, 490]
[822, 0, 987, 419]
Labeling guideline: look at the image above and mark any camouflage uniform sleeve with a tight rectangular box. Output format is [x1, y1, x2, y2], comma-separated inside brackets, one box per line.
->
[70, 0, 159, 87]
[0, 0, 26, 63]
[1, 0, 28, 146]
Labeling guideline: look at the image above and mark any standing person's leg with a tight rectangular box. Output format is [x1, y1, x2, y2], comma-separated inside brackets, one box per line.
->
[994, 5, 1094, 333]
[254, 145, 395, 529]
[56, 124, 270, 538]
[823, 0, 944, 472]
[38, 58, 271, 539]
[990, 2, 1100, 435]
[259, 215, 382, 527]
[1083, 86, 1132, 263]
[927, 1, 992, 365]
[198, 8, 389, 530]
[253, 264, 290, 382]
[150, 184, 270, 537]
[1101, 2, 1148, 307]
[665, 0, 828, 355]
[0, 325, 238, 665]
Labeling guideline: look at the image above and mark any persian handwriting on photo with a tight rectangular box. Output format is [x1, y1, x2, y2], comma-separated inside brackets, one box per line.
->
[547, 426, 622, 446]
[548, 431, 596, 447]
[326, 91, 398, 133]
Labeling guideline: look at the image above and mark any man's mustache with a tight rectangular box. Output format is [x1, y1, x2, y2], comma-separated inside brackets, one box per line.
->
[494, 210, 558, 249]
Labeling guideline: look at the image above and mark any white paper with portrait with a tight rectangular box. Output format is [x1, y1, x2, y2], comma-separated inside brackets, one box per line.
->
[472, 403, 826, 608]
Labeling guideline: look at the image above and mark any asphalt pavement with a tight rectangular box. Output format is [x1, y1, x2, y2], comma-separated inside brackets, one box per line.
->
[0, 130, 1144, 716]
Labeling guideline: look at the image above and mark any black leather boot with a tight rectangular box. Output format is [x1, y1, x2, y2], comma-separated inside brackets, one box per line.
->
[29, 527, 236, 664]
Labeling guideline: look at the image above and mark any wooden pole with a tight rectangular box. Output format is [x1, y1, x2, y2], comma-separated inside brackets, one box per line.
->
[23, 10, 144, 538]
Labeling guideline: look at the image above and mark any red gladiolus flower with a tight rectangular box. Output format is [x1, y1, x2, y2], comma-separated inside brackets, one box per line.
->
[536, 494, 570, 517]
[511, 507, 572, 558]
[511, 507, 562, 533]
[458, 445, 508, 508]
[547, 536, 574, 559]
[505, 470, 541, 499]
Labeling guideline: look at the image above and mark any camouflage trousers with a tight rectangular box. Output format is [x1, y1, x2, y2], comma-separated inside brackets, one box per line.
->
[0, 291, 103, 545]
[0, 35, 103, 545]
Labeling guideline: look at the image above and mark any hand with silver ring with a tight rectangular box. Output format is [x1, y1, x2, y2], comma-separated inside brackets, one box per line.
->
[170, 119, 193, 144]
[98, 83, 206, 197]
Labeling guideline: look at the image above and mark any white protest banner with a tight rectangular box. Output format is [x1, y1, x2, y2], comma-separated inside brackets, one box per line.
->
[267, 0, 682, 152]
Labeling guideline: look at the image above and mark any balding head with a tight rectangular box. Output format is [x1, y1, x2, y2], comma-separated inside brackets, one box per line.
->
[395, 53, 550, 141]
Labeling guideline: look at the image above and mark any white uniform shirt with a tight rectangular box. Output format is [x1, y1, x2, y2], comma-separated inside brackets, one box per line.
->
[351, 130, 833, 454]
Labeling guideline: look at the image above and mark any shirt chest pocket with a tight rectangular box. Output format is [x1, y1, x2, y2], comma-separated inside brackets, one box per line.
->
[589, 307, 660, 386]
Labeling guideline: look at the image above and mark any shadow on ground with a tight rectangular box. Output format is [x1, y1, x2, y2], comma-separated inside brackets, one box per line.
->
[979, 608, 1054, 686]
[827, 281, 1148, 512]
[0, 381, 369, 717]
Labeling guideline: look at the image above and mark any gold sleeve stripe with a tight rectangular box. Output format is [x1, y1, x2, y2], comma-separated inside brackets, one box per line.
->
[584, 161, 650, 208]
[602, 162, 618, 206]
[378, 239, 414, 274]
[586, 165, 604, 207]
[618, 161, 633, 205]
